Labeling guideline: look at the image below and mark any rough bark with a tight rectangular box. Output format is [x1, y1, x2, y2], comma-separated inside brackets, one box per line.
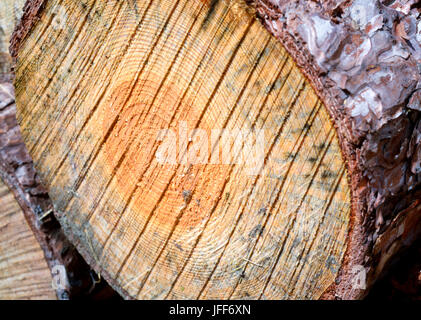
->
[367, 236, 421, 300]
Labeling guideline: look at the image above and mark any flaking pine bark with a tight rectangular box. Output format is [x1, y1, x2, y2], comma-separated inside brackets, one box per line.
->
[9, 0, 421, 300]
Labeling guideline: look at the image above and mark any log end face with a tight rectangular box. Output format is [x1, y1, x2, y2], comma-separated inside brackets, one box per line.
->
[14, 0, 353, 300]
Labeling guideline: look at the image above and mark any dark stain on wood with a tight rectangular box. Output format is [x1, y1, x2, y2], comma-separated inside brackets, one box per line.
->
[201, 0, 219, 30]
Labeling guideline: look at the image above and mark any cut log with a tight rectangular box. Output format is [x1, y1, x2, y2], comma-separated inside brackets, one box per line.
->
[1, 0, 119, 299]
[0, 177, 55, 299]
[0, 0, 56, 300]
[0, 82, 122, 300]
[10, 0, 421, 300]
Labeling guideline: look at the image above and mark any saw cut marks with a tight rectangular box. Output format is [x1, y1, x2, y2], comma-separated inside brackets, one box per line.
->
[15, 0, 351, 299]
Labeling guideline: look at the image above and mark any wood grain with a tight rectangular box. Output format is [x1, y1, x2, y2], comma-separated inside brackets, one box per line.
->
[1, 0, 121, 299]
[0, 0, 54, 300]
[15, 0, 351, 299]
[0, 0, 26, 81]
[0, 178, 55, 300]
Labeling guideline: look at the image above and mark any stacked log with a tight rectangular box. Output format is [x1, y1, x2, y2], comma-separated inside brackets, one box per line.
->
[0, 0, 419, 300]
